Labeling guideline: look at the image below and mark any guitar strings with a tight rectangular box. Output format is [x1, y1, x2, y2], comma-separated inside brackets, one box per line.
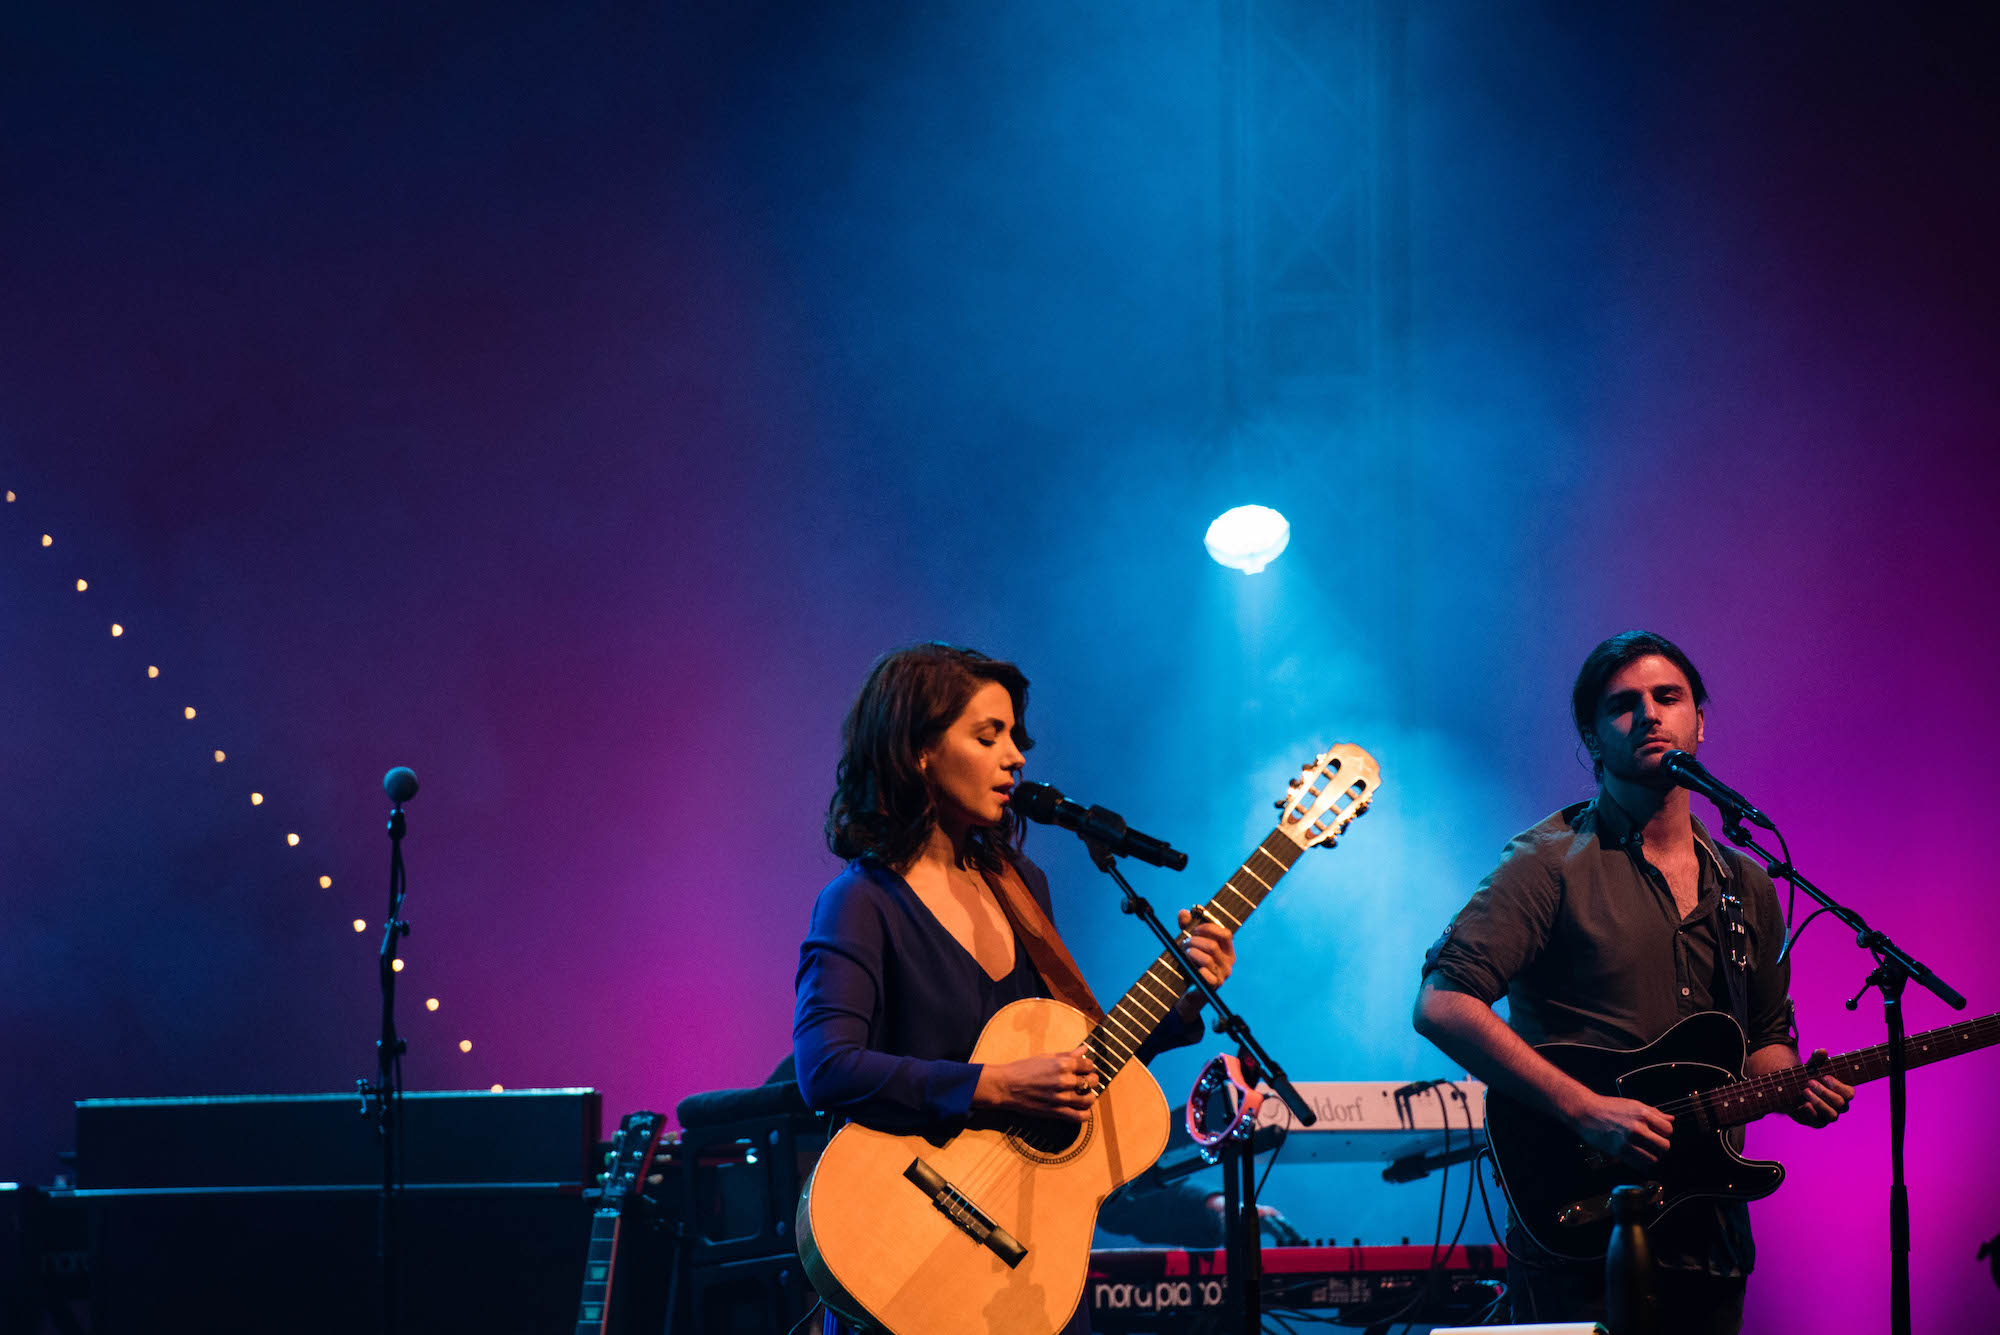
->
[1642, 1012, 2000, 1124]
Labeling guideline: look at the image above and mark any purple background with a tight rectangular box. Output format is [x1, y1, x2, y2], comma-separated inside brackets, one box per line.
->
[4, 3, 1996, 1329]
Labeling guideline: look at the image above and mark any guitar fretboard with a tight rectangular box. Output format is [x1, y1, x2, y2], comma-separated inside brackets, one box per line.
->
[1694, 1011, 2000, 1130]
[1082, 828, 1304, 1084]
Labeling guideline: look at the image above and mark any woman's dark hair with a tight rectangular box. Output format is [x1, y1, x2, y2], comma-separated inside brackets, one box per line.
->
[1571, 630, 1708, 776]
[826, 642, 1034, 871]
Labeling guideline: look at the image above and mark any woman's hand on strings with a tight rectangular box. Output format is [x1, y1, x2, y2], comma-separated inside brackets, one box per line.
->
[972, 1045, 1099, 1122]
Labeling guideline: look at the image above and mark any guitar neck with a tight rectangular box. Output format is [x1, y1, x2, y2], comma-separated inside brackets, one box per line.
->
[1084, 828, 1303, 1082]
[1704, 1010, 2000, 1129]
[574, 1207, 625, 1335]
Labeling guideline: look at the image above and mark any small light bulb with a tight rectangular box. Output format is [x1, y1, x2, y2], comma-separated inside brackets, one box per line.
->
[459, 1040, 473, 1053]
[489, 1084, 503, 1093]
[76, 579, 88, 592]
[352, 919, 367, 932]
[183, 706, 196, 719]
[319, 875, 332, 889]
[5, 491, 14, 502]
[213, 750, 226, 763]
[250, 792, 264, 806]
[286, 832, 299, 846]
[111, 624, 124, 637]
[425, 998, 440, 1012]
[392, 958, 405, 973]
[41, 534, 52, 547]
[147, 666, 159, 678]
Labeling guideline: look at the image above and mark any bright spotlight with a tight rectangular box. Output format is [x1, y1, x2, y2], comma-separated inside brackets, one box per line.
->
[1204, 505, 1291, 574]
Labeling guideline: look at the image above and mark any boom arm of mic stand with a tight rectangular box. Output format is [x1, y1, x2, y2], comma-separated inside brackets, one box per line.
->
[1085, 839, 1318, 1126]
[1721, 822, 1965, 1010]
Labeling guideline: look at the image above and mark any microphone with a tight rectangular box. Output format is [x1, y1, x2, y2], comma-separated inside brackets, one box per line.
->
[1011, 780, 1188, 871]
[1659, 751, 1773, 830]
[383, 767, 420, 806]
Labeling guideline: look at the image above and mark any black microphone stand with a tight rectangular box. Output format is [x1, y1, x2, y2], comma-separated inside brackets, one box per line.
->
[358, 799, 412, 1335]
[1080, 836, 1315, 1335]
[1715, 810, 1963, 1335]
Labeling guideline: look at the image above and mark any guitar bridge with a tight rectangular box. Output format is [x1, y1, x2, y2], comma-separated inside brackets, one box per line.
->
[902, 1158, 1027, 1268]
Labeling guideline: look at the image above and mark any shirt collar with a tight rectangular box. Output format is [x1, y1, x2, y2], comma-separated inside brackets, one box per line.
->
[1587, 791, 1735, 883]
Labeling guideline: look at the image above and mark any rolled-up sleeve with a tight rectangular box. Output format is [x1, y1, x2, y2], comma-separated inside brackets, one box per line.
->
[792, 876, 983, 1128]
[1420, 832, 1561, 1005]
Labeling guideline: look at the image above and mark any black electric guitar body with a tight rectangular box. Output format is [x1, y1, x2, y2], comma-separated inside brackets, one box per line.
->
[1486, 1008, 2000, 1262]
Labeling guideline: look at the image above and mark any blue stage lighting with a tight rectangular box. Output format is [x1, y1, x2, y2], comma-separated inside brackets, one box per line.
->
[1203, 505, 1290, 574]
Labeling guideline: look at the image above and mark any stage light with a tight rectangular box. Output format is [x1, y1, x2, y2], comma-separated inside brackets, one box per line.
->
[250, 792, 264, 806]
[76, 579, 87, 592]
[147, 666, 159, 678]
[353, 919, 367, 932]
[392, 958, 405, 973]
[286, 832, 299, 846]
[1203, 505, 1290, 574]
[111, 623, 124, 637]
[183, 706, 196, 719]
[319, 875, 332, 889]
[425, 998, 440, 1011]
[459, 1040, 472, 1053]
[214, 750, 226, 762]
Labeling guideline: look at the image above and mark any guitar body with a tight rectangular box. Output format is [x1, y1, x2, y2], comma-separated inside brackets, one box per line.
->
[797, 997, 1171, 1335]
[1486, 1011, 1785, 1262]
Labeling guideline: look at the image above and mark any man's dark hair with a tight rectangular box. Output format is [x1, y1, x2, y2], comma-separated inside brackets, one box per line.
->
[1571, 630, 1708, 776]
[826, 642, 1033, 872]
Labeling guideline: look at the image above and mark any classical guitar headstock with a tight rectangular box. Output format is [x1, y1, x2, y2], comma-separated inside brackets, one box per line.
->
[1275, 744, 1381, 851]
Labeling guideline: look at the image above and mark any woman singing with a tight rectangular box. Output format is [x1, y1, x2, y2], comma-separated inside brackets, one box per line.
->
[793, 642, 1235, 1334]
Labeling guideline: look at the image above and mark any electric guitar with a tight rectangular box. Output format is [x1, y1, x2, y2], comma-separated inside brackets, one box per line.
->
[1486, 1007, 2000, 1261]
[795, 744, 1381, 1335]
[574, 1110, 670, 1335]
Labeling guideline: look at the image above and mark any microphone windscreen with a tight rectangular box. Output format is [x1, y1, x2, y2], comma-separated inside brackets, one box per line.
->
[1012, 780, 1062, 824]
[383, 766, 420, 804]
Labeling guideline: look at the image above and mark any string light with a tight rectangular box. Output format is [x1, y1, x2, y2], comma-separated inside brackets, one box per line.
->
[319, 875, 332, 889]
[183, 706, 196, 719]
[489, 1084, 503, 1093]
[391, 958, 405, 973]
[41, 534, 52, 547]
[75, 579, 87, 592]
[285, 832, 299, 846]
[250, 792, 264, 806]
[147, 666, 159, 678]
[352, 919, 366, 932]
[425, 998, 439, 1011]
[458, 1040, 472, 1053]
[5, 491, 14, 502]
[213, 750, 226, 763]
[110, 624, 123, 637]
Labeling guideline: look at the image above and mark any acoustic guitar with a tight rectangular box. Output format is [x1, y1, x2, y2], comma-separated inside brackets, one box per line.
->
[1486, 1007, 2000, 1261]
[796, 744, 1381, 1335]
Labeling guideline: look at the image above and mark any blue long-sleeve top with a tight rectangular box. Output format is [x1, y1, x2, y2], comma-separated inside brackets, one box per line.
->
[793, 852, 1203, 1130]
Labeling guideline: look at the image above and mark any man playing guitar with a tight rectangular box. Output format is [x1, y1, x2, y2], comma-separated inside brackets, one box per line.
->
[1413, 630, 1853, 1331]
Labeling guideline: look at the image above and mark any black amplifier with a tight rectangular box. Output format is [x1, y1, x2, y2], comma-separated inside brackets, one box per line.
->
[75, 1086, 601, 1188]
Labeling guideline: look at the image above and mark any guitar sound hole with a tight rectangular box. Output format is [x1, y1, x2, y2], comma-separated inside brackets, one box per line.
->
[1010, 1115, 1087, 1161]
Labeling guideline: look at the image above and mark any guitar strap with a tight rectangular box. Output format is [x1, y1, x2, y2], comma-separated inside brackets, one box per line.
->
[1713, 878, 1751, 1033]
[979, 859, 1108, 1024]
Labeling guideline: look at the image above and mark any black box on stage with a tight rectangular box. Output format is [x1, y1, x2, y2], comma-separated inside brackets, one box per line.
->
[83, 1183, 590, 1335]
[68, 1088, 605, 1334]
[74, 1086, 602, 1188]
